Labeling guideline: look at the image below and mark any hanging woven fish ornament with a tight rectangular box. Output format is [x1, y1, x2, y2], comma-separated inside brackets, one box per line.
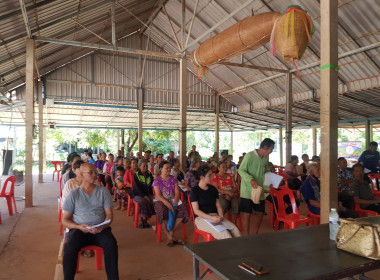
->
[270, 5, 315, 76]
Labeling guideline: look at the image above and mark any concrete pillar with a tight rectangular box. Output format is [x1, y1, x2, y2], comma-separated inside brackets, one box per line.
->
[320, 0, 339, 223]
[215, 95, 220, 155]
[285, 73, 293, 163]
[25, 38, 35, 207]
[179, 58, 187, 171]
[38, 80, 44, 183]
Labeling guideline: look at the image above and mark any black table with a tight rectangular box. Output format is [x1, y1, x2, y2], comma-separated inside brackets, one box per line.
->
[184, 221, 380, 280]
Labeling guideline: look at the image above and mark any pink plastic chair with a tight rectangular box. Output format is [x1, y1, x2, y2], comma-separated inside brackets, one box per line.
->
[52, 161, 62, 182]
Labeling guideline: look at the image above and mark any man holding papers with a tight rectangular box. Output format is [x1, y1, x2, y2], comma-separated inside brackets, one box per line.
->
[238, 138, 275, 235]
[62, 163, 119, 280]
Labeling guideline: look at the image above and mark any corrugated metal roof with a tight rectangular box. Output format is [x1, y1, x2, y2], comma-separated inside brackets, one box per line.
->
[0, 0, 379, 131]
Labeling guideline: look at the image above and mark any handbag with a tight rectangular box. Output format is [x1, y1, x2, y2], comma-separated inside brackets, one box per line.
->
[250, 186, 263, 204]
[336, 218, 380, 260]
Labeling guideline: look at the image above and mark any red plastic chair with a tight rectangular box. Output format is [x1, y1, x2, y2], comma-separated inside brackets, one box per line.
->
[76, 245, 104, 273]
[278, 170, 301, 201]
[270, 187, 312, 231]
[52, 161, 62, 182]
[187, 194, 215, 243]
[368, 174, 380, 198]
[307, 209, 320, 225]
[0, 175, 18, 216]
[154, 190, 187, 242]
[155, 215, 187, 242]
[354, 202, 379, 218]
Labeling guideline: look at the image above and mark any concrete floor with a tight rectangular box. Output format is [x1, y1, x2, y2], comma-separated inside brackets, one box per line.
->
[0, 175, 380, 280]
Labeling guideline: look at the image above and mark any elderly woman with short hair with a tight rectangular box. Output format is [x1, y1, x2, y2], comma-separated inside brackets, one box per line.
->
[184, 156, 202, 191]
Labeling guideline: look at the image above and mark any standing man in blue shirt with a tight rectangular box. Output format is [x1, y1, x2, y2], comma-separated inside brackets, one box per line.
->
[358, 141, 380, 174]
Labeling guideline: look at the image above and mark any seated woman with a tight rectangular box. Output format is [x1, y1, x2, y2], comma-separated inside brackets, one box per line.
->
[300, 154, 309, 181]
[184, 156, 201, 191]
[284, 155, 303, 190]
[337, 157, 355, 209]
[153, 161, 189, 247]
[211, 161, 239, 225]
[61, 160, 85, 205]
[133, 159, 155, 228]
[190, 165, 241, 240]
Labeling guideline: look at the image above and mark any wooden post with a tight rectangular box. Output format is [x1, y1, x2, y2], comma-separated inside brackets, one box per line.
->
[138, 88, 143, 154]
[259, 132, 263, 144]
[312, 128, 317, 156]
[121, 129, 125, 155]
[116, 129, 120, 153]
[215, 95, 220, 156]
[43, 125, 46, 173]
[230, 131, 233, 157]
[365, 120, 371, 150]
[285, 73, 292, 163]
[279, 127, 283, 166]
[320, 0, 339, 223]
[25, 38, 35, 207]
[38, 80, 44, 183]
[179, 58, 187, 171]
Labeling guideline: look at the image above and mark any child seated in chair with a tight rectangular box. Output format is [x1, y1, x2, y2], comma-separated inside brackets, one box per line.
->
[114, 166, 130, 211]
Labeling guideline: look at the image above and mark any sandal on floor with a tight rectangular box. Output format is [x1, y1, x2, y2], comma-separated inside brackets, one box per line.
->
[166, 241, 175, 247]
[173, 239, 185, 246]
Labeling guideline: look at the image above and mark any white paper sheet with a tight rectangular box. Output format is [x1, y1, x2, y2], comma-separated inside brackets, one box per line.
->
[86, 219, 111, 229]
[203, 218, 233, 232]
[263, 172, 284, 189]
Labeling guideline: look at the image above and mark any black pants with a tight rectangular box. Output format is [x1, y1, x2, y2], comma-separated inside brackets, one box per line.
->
[98, 174, 106, 186]
[365, 203, 380, 214]
[287, 178, 303, 191]
[63, 227, 119, 280]
[266, 194, 300, 215]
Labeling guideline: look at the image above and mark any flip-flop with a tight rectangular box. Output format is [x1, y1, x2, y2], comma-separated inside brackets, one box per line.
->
[173, 239, 185, 246]
[166, 241, 175, 247]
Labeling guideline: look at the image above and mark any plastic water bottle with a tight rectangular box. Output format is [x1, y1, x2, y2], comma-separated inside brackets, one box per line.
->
[329, 208, 340, 241]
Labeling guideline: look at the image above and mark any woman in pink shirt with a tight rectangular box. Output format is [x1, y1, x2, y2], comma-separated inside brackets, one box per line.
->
[284, 155, 303, 190]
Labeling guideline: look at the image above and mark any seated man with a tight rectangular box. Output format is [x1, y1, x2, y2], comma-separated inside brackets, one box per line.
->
[62, 163, 119, 280]
[301, 163, 358, 218]
[301, 163, 321, 215]
[352, 163, 380, 213]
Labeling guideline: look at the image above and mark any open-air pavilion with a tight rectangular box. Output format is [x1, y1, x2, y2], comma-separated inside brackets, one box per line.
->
[0, 0, 380, 279]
